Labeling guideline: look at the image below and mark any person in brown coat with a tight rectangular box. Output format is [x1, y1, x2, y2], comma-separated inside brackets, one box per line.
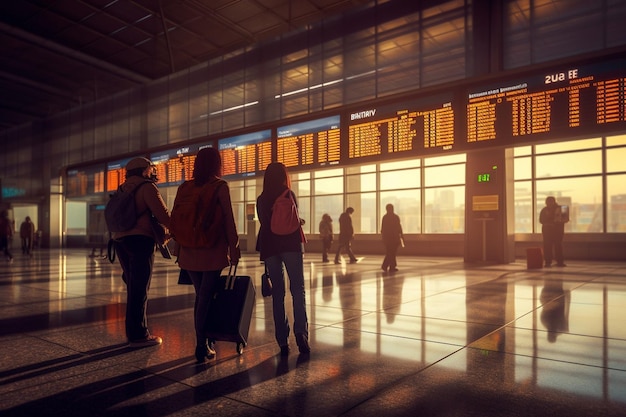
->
[381, 204, 403, 272]
[113, 157, 171, 348]
[20, 216, 35, 256]
[176, 147, 241, 362]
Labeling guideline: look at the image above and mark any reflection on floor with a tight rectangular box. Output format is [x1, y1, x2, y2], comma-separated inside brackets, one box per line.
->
[1, 249, 625, 416]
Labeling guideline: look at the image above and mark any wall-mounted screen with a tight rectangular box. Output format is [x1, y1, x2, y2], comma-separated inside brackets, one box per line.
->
[346, 92, 456, 164]
[218, 130, 272, 178]
[106, 158, 133, 192]
[150, 143, 212, 186]
[66, 164, 105, 197]
[465, 56, 626, 146]
[277, 115, 341, 169]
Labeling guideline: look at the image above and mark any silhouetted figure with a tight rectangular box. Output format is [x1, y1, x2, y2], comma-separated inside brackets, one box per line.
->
[0, 210, 13, 262]
[540, 278, 569, 342]
[20, 216, 35, 256]
[319, 213, 333, 263]
[334, 207, 357, 264]
[381, 204, 403, 272]
[539, 196, 567, 267]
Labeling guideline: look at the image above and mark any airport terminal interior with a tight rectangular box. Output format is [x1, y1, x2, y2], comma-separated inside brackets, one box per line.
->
[1, 249, 625, 416]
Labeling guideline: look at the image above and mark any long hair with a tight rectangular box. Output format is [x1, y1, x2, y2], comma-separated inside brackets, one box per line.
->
[193, 147, 221, 185]
[262, 162, 291, 201]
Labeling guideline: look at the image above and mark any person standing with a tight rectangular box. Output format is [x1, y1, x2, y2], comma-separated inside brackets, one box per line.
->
[20, 216, 35, 257]
[334, 207, 358, 264]
[257, 162, 310, 356]
[113, 157, 171, 348]
[176, 147, 241, 363]
[318, 213, 333, 263]
[539, 196, 566, 267]
[381, 204, 403, 272]
[0, 210, 13, 262]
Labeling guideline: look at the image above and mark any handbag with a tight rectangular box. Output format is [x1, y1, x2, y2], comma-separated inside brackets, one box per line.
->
[261, 267, 272, 297]
[178, 268, 193, 285]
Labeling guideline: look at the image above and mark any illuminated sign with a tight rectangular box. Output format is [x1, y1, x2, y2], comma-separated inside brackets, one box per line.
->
[150, 143, 212, 186]
[66, 164, 105, 197]
[218, 130, 272, 178]
[277, 115, 341, 169]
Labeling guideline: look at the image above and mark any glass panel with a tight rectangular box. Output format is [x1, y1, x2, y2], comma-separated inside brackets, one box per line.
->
[315, 177, 343, 195]
[346, 164, 376, 174]
[424, 164, 465, 187]
[360, 173, 376, 192]
[380, 168, 420, 190]
[536, 150, 601, 177]
[346, 192, 376, 233]
[535, 138, 601, 154]
[514, 156, 532, 180]
[424, 154, 466, 166]
[536, 176, 603, 233]
[514, 180, 533, 233]
[380, 190, 421, 233]
[606, 134, 626, 146]
[66, 201, 87, 235]
[292, 177, 311, 197]
[607, 174, 626, 232]
[514, 146, 532, 156]
[298, 196, 311, 234]
[380, 159, 419, 170]
[424, 186, 465, 233]
[315, 168, 343, 178]
[313, 194, 344, 235]
[607, 146, 626, 173]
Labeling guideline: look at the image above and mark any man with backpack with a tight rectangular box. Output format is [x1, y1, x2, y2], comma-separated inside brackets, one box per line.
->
[112, 157, 170, 348]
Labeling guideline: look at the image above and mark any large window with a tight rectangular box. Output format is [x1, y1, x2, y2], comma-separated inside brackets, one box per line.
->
[514, 135, 626, 233]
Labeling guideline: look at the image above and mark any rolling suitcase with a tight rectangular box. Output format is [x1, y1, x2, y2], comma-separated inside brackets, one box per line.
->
[526, 247, 543, 269]
[205, 265, 256, 354]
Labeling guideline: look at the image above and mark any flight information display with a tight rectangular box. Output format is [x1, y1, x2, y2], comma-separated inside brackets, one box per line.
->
[66, 164, 105, 197]
[218, 130, 272, 178]
[150, 143, 212, 187]
[277, 115, 341, 169]
[106, 158, 132, 192]
[466, 56, 626, 145]
[346, 93, 456, 163]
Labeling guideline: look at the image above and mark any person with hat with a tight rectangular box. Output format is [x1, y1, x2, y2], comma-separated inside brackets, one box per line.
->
[113, 156, 171, 348]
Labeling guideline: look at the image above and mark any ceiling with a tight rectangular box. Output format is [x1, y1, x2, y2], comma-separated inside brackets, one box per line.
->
[0, 0, 371, 133]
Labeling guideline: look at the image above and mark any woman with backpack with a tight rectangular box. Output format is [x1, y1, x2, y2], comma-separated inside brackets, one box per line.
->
[175, 147, 241, 363]
[256, 162, 310, 356]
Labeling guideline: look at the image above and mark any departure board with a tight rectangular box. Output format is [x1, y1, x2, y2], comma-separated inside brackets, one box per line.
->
[150, 143, 212, 186]
[66, 164, 105, 197]
[106, 158, 132, 192]
[218, 130, 272, 178]
[277, 115, 340, 169]
[466, 57, 626, 145]
[346, 93, 456, 163]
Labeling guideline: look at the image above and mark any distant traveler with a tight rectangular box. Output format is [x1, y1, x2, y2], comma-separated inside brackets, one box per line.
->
[175, 147, 241, 363]
[334, 207, 358, 264]
[539, 196, 566, 267]
[318, 213, 333, 263]
[0, 210, 13, 262]
[381, 204, 403, 272]
[257, 162, 310, 356]
[20, 216, 35, 256]
[113, 157, 171, 348]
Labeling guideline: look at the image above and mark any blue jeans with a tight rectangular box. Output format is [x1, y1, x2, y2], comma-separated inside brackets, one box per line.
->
[265, 252, 308, 346]
[114, 235, 155, 341]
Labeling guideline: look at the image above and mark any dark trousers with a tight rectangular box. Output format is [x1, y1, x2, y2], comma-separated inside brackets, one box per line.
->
[334, 238, 356, 263]
[114, 235, 156, 341]
[186, 269, 220, 346]
[321, 237, 332, 261]
[0, 236, 12, 260]
[382, 242, 398, 270]
[21, 237, 33, 255]
[542, 226, 564, 265]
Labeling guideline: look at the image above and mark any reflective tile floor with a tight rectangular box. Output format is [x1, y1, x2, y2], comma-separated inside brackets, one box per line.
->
[1, 249, 625, 417]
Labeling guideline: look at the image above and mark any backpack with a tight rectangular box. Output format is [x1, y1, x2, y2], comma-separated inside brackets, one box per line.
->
[270, 189, 301, 235]
[104, 181, 150, 233]
[169, 179, 225, 248]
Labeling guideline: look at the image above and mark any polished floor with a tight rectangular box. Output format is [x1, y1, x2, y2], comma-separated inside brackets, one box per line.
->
[1, 248, 625, 417]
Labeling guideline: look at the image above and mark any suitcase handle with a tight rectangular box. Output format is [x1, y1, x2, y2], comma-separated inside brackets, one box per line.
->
[224, 264, 237, 290]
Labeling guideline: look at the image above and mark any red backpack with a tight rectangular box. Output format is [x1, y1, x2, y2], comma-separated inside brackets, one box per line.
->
[170, 179, 225, 248]
[270, 189, 301, 235]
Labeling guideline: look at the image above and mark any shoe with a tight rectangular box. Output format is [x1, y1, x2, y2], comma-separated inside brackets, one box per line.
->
[381, 266, 387, 271]
[556, 263, 566, 267]
[334, 260, 340, 264]
[390, 268, 399, 272]
[195, 344, 215, 363]
[280, 345, 290, 356]
[544, 262, 552, 267]
[349, 260, 358, 264]
[295, 333, 311, 354]
[129, 335, 162, 348]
